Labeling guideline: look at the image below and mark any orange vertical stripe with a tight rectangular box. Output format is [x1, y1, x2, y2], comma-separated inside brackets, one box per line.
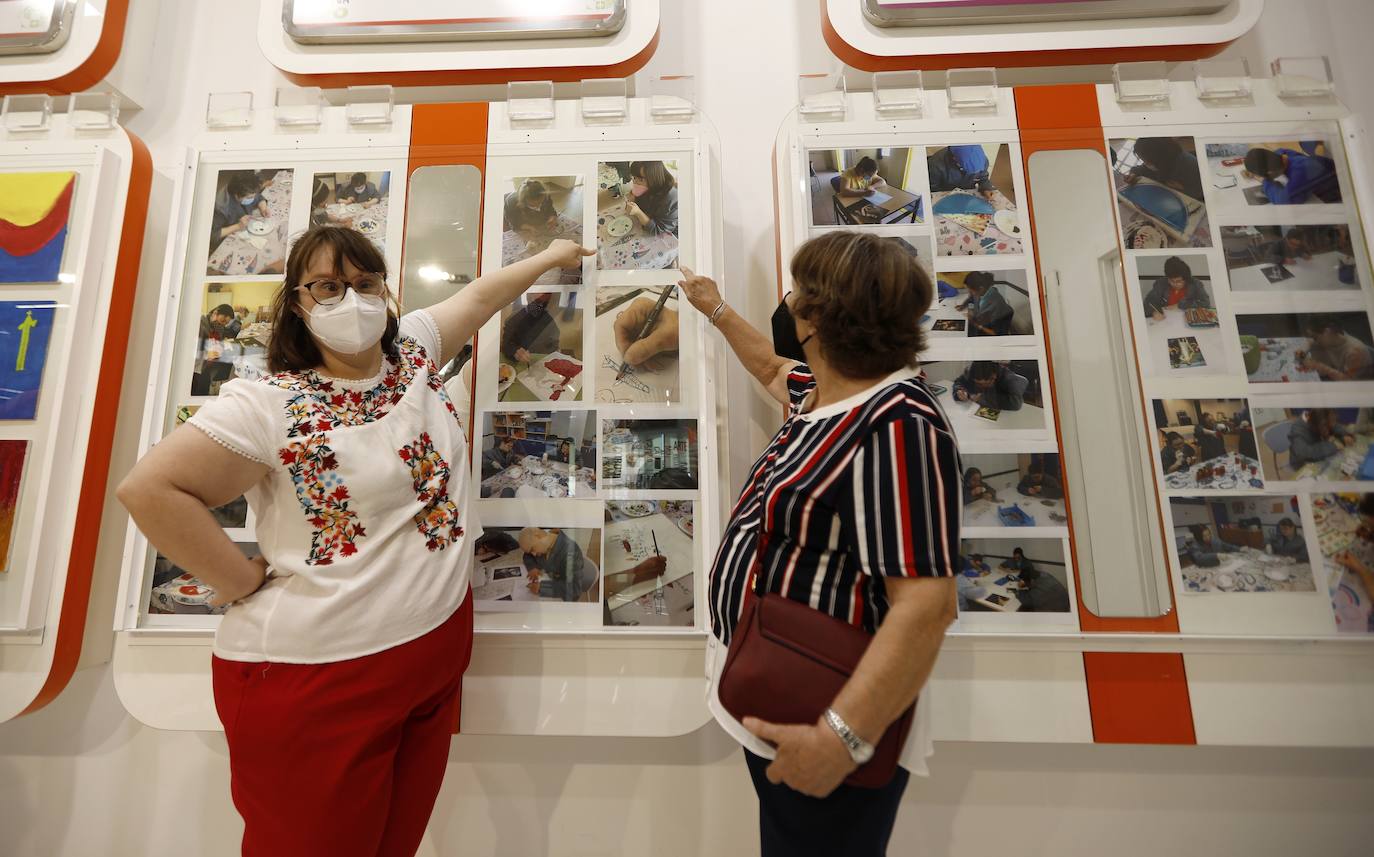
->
[21, 130, 153, 716]
[1083, 652, 1196, 744]
[404, 102, 489, 734]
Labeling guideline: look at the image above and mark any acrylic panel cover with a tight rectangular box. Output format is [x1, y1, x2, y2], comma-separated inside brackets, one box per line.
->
[0, 172, 76, 284]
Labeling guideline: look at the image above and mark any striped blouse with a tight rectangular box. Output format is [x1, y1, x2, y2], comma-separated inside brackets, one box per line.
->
[708, 364, 961, 645]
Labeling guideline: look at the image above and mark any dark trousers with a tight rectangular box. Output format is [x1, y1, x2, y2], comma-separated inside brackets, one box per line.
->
[745, 750, 910, 857]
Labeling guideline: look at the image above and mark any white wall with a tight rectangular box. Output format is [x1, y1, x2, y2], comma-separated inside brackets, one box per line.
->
[4, 1, 1374, 855]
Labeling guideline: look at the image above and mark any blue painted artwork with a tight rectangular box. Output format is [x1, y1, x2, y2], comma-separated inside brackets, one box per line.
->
[1120, 183, 1190, 233]
[933, 193, 995, 217]
[0, 301, 57, 420]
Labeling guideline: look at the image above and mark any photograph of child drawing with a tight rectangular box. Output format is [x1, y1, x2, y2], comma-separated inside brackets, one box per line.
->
[1206, 140, 1343, 207]
[1237, 312, 1374, 384]
[1109, 137, 1210, 249]
[807, 148, 923, 226]
[597, 160, 681, 270]
[501, 176, 585, 285]
[1221, 223, 1360, 293]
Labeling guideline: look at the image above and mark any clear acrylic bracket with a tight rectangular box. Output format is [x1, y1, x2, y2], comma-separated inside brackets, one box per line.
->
[345, 85, 394, 127]
[797, 72, 847, 122]
[2, 94, 54, 133]
[205, 91, 254, 129]
[873, 70, 924, 118]
[946, 67, 1000, 115]
[275, 86, 325, 129]
[69, 92, 120, 131]
[1271, 56, 1336, 102]
[1113, 62, 1171, 108]
[580, 78, 629, 124]
[649, 74, 696, 123]
[1194, 58, 1253, 104]
[507, 80, 556, 128]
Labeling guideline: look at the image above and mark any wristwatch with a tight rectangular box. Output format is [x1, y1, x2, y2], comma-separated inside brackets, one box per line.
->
[824, 708, 875, 765]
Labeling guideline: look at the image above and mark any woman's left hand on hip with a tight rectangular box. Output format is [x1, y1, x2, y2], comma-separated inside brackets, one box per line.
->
[743, 716, 857, 798]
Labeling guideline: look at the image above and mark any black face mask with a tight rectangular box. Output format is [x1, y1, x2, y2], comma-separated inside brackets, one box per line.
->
[771, 299, 814, 363]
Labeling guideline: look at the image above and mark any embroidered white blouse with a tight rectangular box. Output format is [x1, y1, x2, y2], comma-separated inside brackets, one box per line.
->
[188, 310, 479, 663]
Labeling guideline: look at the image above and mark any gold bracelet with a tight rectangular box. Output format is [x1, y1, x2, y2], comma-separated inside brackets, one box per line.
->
[709, 300, 727, 326]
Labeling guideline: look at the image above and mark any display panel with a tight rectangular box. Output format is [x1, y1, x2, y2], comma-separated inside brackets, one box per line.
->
[1111, 120, 1374, 636]
[0, 0, 74, 55]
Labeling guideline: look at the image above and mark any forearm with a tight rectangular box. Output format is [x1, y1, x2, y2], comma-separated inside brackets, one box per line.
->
[121, 484, 262, 599]
[829, 594, 953, 744]
[712, 305, 789, 388]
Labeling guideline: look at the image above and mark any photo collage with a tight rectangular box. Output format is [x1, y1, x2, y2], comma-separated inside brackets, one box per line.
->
[473, 155, 699, 630]
[148, 160, 404, 618]
[806, 140, 1073, 625]
[0, 171, 78, 582]
[1111, 128, 1374, 633]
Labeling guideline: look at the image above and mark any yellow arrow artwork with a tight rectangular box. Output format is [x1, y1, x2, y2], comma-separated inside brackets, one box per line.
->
[15, 311, 37, 373]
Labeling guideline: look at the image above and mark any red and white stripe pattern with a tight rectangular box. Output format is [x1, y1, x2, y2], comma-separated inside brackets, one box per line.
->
[709, 366, 962, 644]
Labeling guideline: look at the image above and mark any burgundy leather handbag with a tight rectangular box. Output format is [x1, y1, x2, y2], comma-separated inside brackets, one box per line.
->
[717, 591, 916, 789]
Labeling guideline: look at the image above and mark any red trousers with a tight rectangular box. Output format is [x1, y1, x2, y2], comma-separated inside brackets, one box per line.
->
[211, 595, 473, 857]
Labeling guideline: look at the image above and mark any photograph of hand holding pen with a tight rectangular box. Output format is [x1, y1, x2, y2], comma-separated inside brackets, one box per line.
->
[596, 283, 682, 403]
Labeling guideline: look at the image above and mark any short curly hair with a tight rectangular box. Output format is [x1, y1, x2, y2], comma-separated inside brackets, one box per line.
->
[789, 231, 932, 377]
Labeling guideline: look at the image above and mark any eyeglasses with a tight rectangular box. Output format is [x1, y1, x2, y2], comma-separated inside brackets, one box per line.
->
[298, 273, 388, 306]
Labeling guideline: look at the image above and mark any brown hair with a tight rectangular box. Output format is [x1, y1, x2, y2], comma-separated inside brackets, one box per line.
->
[266, 225, 400, 373]
[517, 179, 548, 206]
[629, 161, 676, 194]
[789, 231, 932, 377]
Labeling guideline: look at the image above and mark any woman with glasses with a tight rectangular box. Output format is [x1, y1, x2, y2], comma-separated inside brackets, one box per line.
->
[117, 225, 592, 857]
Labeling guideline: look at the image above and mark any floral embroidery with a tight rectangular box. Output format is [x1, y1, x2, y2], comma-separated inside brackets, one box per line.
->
[397, 432, 464, 551]
[278, 434, 365, 565]
[264, 337, 429, 437]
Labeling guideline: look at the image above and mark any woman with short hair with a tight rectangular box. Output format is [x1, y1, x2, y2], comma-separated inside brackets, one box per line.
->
[679, 230, 960, 857]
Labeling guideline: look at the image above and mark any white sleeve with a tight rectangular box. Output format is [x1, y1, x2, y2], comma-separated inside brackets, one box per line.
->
[186, 379, 277, 467]
[399, 309, 443, 365]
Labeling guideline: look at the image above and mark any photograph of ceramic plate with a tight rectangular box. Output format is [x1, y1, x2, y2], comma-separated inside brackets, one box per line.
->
[620, 501, 654, 517]
[933, 193, 996, 217]
[993, 209, 1021, 236]
[1266, 567, 1292, 581]
[355, 218, 380, 235]
[246, 218, 276, 236]
[505, 466, 525, 479]
[606, 215, 635, 238]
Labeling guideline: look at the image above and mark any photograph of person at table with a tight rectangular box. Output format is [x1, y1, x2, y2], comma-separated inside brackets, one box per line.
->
[470, 527, 602, 605]
[596, 160, 680, 271]
[1237, 312, 1374, 383]
[957, 540, 1072, 613]
[1254, 406, 1374, 481]
[927, 144, 1022, 256]
[207, 168, 294, 277]
[1205, 140, 1342, 208]
[1221, 223, 1361, 292]
[309, 171, 389, 244]
[806, 147, 923, 226]
[1153, 398, 1264, 489]
[960, 453, 1068, 528]
[478, 410, 596, 499]
[1170, 496, 1315, 593]
[188, 280, 277, 394]
[502, 176, 585, 285]
[497, 291, 584, 402]
[1140, 255, 1213, 320]
[1108, 136, 1210, 249]
[952, 360, 1025, 411]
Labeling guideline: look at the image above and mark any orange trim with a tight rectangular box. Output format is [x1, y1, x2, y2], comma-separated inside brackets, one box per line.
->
[821, 1, 1234, 71]
[279, 26, 658, 89]
[0, 0, 131, 95]
[404, 102, 489, 733]
[1014, 84, 1180, 635]
[1083, 653, 1195, 744]
[20, 129, 152, 716]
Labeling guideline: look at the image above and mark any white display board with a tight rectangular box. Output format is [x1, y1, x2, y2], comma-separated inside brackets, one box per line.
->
[0, 113, 146, 721]
[112, 98, 726, 737]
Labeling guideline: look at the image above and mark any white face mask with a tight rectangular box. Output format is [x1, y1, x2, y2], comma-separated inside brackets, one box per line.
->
[305, 289, 389, 355]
